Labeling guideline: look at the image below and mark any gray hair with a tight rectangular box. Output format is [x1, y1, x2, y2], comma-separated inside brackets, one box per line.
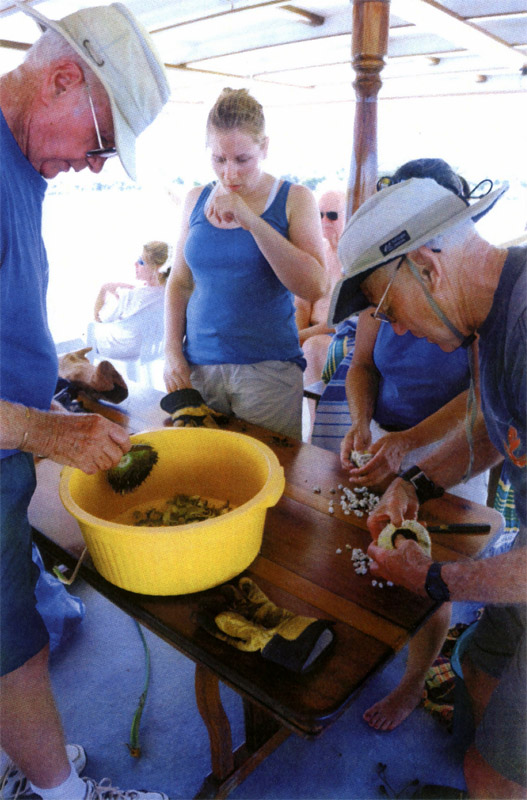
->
[24, 28, 99, 92]
[424, 218, 475, 252]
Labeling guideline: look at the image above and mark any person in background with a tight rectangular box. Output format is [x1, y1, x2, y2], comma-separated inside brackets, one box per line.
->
[91, 240, 171, 360]
[329, 171, 525, 799]
[295, 190, 346, 381]
[164, 87, 327, 440]
[0, 3, 170, 799]
[294, 189, 347, 437]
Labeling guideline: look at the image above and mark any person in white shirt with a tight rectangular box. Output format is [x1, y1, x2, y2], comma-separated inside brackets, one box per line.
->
[92, 240, 171, 360]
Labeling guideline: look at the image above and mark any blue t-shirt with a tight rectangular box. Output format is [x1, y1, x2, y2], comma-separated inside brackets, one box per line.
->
[0, 110, 58, 458]
[183, 181, 305, 368]
[478, 246, 526, 526]
[373, 325, 470, 429]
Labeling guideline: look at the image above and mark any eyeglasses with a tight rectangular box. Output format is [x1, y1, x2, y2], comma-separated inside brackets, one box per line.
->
[320, 211, 339, 221]
[137, 258, 145, 266]
[371, 255, 406, 324]
[85, 85, 117, 160]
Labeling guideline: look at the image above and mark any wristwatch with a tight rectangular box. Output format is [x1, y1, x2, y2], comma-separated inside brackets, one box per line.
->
[425, 562, 451, 602]
[399, 465, 445, 505]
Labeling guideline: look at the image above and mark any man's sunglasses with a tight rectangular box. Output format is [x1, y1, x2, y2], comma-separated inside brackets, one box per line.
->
[320, 211, 339, 221]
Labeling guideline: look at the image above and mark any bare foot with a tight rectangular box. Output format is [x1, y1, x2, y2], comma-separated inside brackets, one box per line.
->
[363, 682, 424, 731]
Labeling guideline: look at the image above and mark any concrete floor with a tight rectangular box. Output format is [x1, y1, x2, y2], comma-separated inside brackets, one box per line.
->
[47, 578, 478, 800]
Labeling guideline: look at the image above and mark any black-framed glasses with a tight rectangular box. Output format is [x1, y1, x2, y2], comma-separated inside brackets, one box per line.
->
[320, 211, 339, 221]
[85, 85, 117, 160]
[371, 255, 406, 324]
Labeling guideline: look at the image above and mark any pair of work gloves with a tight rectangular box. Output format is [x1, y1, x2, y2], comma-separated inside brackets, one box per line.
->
[197, 577, 334, 674]
[160, 388, 229, 428]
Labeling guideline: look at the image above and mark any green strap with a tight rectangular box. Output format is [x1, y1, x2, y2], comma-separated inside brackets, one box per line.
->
[127, 620, 151, 758]
[405, 258, 469, 344]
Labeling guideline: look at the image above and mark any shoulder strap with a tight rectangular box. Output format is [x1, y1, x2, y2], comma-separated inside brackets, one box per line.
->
[264, 177, 281, 212]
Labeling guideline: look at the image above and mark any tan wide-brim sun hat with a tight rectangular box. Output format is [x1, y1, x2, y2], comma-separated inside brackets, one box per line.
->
[17, 1, 170, 180]
[328, 177, 508, 326]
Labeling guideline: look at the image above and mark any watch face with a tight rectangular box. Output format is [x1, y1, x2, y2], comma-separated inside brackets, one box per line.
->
[425, 563, 450, 602]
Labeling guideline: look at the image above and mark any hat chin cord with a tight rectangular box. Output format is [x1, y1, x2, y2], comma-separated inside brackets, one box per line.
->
[405, 257, 477, 482]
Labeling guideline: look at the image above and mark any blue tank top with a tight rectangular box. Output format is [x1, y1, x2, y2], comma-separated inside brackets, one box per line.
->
[0, 110, 58, 458]
[183, 181, 305, 368]
[373, 324, 470, 429]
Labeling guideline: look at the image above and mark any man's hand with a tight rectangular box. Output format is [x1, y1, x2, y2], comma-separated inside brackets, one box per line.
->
[367, 537, 431, 597]
[31, 410, 130, 473]
[366, 477, 420, 539]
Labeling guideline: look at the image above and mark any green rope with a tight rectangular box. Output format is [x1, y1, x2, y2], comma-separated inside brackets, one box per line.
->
[127, 620, 151, 758]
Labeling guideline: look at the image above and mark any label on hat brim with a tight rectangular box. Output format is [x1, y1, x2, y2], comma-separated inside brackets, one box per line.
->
[380, 230, 410, 256]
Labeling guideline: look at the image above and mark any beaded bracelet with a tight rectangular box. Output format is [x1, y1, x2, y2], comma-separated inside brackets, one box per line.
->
[17, 406, 31, 451]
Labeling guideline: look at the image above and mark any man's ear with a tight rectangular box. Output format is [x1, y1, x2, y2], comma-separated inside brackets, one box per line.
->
[410, 246, 443, 290]
[42, 60, 85, 105]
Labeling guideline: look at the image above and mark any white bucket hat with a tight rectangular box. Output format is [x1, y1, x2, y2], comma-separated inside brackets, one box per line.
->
[17, 2, 170, 180]
[328, 177, 508, 325]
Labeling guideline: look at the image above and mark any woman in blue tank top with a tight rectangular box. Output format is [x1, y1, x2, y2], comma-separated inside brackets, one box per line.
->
[163, 88, 327, 439]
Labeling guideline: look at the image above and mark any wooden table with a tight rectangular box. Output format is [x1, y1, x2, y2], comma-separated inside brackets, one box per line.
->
[28, 384, 503, 798]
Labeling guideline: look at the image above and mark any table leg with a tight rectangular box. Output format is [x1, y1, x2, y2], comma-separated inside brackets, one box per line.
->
[195, 663, 234, 780]
[194, 664, 290, 799]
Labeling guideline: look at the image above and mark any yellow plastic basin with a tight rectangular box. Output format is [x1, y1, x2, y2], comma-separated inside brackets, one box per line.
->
[59, 428, 285, 595]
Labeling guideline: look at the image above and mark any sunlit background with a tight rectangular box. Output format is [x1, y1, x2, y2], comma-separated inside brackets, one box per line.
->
[40, 91, 526, 344]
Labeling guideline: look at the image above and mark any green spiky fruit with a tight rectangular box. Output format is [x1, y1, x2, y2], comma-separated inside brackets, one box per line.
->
[106, 443, 158, 495]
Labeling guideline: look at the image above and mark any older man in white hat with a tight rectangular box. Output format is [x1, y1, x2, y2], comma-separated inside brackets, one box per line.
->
[330, 178, 526, 798]
[0, 4, 170, 799]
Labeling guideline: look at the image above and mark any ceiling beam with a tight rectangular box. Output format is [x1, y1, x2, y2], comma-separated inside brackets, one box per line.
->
[281, 5, 325, 26]
[0, 38, 29, 51]
[391, 0, 526, 70]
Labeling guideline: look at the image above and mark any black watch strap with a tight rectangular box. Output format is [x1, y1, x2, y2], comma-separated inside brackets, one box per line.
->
[425, 562, 451, 602]
[399, 465, 445, 505]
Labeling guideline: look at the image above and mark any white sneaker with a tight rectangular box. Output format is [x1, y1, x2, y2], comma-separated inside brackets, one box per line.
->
[0, 744, 86, 799]
[82, 779, 169, 800]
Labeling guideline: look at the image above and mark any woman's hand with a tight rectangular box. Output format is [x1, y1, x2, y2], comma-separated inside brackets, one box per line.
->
[345, 430, 412, 490]
[30, 410, 130, 474]
[366, 477, 420, 540]
[340, 422, 372, 470]
[163, 354, 192, 392]
[206, 192, 257, 230]
[103, 281, 135, 296]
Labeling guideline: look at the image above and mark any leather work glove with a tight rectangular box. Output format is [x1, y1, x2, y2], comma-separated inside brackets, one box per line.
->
[198, 577, 334, 673]
[160, 388, 229, 428]
[57, 348, 128, 404]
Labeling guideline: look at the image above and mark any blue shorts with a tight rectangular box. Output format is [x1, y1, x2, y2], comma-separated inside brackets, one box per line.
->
[0, 452, 49, 676]
[466, 527, 527, 786]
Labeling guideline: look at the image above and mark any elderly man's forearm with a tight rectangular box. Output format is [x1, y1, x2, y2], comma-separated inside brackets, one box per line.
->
[442, 548, 527, 604]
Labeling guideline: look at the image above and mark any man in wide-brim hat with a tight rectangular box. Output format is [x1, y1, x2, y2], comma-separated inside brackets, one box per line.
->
[330, 177, 526, 799]
[0, 4, 170, 799]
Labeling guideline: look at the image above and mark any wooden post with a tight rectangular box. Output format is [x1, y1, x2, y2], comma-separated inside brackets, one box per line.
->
[346, 0, 390, 218]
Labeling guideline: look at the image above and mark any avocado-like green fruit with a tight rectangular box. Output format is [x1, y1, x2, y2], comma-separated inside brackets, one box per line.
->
[106, 443, 158, 494]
